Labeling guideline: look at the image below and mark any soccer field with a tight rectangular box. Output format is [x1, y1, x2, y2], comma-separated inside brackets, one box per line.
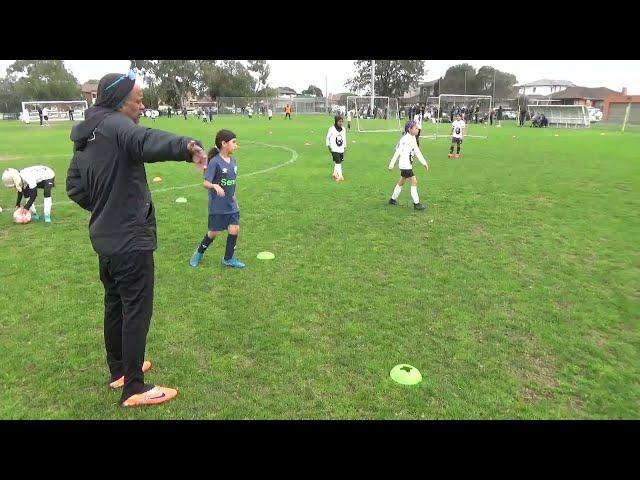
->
[0, 115, 638, 419]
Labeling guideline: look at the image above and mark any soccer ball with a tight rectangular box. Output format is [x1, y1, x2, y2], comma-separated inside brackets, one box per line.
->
[13, 209, 31, 224]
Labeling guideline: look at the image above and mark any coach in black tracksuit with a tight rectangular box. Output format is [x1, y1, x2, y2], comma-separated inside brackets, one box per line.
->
[67, 72, 207, 406]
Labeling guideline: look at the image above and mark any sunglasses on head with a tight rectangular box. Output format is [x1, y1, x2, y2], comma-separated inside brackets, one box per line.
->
[105, 68, 137, 92]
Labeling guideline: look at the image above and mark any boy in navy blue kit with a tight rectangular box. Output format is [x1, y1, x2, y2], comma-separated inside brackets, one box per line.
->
[190, 129, 246, 269]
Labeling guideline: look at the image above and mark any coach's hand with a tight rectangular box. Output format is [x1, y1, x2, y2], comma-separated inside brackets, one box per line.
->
[188, 140, 207, 172]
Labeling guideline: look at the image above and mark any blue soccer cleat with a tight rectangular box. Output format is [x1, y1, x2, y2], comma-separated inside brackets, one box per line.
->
[31, 213, 41, 221]
[44, 215, 52, 223]
[221, 257, 246, 269]
[189, 250, 204, 267]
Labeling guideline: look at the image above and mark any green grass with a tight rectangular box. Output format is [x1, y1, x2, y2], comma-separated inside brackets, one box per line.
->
[0, 115, 638, 419]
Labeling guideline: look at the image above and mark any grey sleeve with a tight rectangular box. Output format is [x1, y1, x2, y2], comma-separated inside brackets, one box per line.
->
[113, 117, 202, 164]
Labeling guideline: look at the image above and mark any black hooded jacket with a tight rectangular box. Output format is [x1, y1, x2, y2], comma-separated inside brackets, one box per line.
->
[67, 107, 200, 256]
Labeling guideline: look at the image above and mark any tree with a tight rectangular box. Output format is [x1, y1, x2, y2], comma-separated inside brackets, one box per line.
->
[256, 86, 278, 98]
[438, 63, 477, 95]
[135, 60, 201, 108]
[247, 60, 271, 94]
[438, 64, 518, 98]
[301, 84, 323, 97]
[142, 84, 160, 109]
[0, 75, 21, 112]
[7, 60, 82, 101]
[201, 61, 255, 98]
[345, 60, 426, 98]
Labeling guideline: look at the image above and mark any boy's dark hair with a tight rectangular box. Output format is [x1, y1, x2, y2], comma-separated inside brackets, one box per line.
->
[208, 129, 237, 159]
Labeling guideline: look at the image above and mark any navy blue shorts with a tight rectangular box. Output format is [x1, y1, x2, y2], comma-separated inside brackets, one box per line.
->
[452, 137, 463, 144]
[208, 211, 240, 231]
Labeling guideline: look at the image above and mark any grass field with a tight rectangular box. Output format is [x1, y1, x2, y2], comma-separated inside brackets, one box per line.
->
[0, 114, 638, 419]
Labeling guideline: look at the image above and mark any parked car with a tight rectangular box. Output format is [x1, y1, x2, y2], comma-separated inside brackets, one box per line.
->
[588, 107, 603, 122]
[500, 109, 517, 120]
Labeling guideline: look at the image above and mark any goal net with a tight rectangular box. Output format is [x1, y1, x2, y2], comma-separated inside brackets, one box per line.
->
[422, 94, 492, 139]
[21, 100, 88, 122]
[347, 96, 401, 132]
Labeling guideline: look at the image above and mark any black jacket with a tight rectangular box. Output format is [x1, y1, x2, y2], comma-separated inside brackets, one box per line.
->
[67, 109, 199, 256]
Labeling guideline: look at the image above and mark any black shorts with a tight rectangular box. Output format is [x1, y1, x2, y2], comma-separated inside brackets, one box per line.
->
[452, 137, 462, 144]
[36, 177, 55, 196]
[208, 211, 240, 231]
[43, 116, 49, 121]
[400, 169, 414, 178]
[331, 152, 344, 164]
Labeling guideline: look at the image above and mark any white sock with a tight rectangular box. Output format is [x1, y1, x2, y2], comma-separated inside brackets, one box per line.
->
[411, 186, 420, 204]
[336, 164, 342, 177]
[392, 185, 402, 200]
[44, 197, 52, 216]
[333, 164, 338, 176]
[29, 205, 37, 214]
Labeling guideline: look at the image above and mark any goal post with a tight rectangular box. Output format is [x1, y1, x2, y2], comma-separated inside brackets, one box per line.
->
[21, 100, 88, 122]
[422, 94, 492, 139]
[346, 96, 401, 132]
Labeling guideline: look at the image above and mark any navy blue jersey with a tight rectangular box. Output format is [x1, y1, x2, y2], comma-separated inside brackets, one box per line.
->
[204, 154, 239, 214]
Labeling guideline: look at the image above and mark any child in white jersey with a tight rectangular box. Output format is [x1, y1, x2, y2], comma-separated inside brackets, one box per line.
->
[387, 120, 428, 211]
[2, 165, 56, 222]
[326, 115, 347, 181]
[448, 113, 465, 158]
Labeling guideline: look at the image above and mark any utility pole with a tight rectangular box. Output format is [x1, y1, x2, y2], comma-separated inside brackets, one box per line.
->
[325, 74, 328, 114]
[371, 60, 375, 112]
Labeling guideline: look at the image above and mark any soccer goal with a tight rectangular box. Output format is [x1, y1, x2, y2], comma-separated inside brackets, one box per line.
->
[527, 104, 589, 128]
[21, 100, 88, 122]
[347, 96, 401, 132]
[422, 94, 493, 139]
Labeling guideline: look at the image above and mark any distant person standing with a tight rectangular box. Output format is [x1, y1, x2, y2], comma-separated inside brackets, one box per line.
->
[489, 108, 494, 126]
[68, 106, 74, 121]
[346, 108, 352, 130]
[448, 113, 465, 158]
[267, 107, 273, 120]
[167, 106, 172, 118]
[183, 107, 188, 120]
[519, 107, 526, 127]
[42, 106, 50, 127]
[37, 105, 43, 126]
[22, 107, 31, 124]
[413, 110, 423, 146]
[326, 115, 347, 182]
[284, 104, 292, 119]
[208, 107, 213, 122]
[497, 106, 503, 127]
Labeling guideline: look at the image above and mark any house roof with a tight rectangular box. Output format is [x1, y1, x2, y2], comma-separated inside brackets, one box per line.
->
[418, 80, 438, 87]
[81, 82, 98, 93]
[277, 86, 297, 95]
[515, 79, 575, 88]
[546, 86, 619, 100]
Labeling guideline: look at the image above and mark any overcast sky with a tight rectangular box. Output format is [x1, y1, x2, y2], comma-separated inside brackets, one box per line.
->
[1, 60, 638, 95]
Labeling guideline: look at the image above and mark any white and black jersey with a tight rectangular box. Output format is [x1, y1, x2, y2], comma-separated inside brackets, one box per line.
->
[413, 113, 423, 129]
[326, 125, 347, 153]
[451, 119, 465, 138]
[388, 133, 428, 170]
[20, 165, 55, 190]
